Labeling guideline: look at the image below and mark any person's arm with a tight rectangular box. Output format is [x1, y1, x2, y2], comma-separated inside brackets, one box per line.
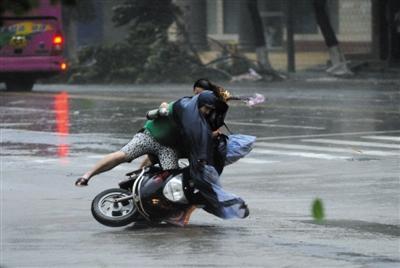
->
[75, 151, 127, 186]
[146, 102, 170, 119]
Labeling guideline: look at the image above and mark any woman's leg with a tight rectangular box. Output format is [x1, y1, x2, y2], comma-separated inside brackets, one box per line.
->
[76, 132, 151, 186]
[158, 145, 179, 170]
[128, 130, 179, 170]
[138, 154, 158, 169]
[82, 151, 127, 180]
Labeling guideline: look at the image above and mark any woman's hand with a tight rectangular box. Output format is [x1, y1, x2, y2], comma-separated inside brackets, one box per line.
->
[212, 129, 222, 138]
[158, 102, 169, 116]
[75, 177, 89, 187]
[159, 102, 168, 109]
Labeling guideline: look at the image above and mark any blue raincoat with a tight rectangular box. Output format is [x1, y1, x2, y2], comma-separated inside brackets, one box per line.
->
[173, 92, 249, 219]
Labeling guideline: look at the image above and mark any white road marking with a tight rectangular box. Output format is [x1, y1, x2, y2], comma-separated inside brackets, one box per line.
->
[256, 130, 400, 141]
[256, 142, 399, 156]
[86, 155, 105, 159]
[362, 136, 400, 142]
[302, 139, 400, 150]
[252, 148, 350, 160]
[226, 121, 325, 130]
[0, 123, 33, 127]
[237, 158, 278, 164]
[32, 159, 58, 163]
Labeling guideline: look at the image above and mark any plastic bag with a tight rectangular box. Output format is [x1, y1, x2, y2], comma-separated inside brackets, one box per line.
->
[225, 134, 256, 165]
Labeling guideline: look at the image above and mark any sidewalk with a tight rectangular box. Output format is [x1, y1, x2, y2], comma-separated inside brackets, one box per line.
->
[200, 50, 400, 84]
[200, 50, 329, 71]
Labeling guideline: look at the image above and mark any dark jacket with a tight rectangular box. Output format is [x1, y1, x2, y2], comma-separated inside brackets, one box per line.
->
[173, 92, 248, 219]
[173, 93, 214, 164]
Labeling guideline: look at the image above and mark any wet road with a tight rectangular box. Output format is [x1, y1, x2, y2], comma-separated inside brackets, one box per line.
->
[1, 80, 400, 267]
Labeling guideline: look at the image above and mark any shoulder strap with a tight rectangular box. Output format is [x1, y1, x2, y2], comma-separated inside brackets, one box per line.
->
[223, 123, 233, 135]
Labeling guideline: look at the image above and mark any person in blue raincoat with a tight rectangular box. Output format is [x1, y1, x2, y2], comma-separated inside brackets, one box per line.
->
[172, 91, 249, 219]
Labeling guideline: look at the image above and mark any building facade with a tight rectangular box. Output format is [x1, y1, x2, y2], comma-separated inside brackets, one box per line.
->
[69, 0, 399, 67]
[204, 0, 372, 54]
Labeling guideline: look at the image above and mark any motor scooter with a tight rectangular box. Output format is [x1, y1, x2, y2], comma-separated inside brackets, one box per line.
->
[91, 165, 203, 227]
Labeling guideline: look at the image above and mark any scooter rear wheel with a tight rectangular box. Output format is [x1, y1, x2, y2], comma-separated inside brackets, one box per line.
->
[91, 188, 140, 227]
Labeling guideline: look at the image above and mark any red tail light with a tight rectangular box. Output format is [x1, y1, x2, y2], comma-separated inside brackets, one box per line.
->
[53, 35, 63, 45]
[52, 33, 64, 55]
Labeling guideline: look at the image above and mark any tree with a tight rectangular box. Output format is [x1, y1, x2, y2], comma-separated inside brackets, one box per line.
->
[69, 0, 223, 83]
[112, 0, 178, 39]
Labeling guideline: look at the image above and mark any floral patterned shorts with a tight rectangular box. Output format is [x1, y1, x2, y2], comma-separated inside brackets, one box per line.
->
[120, 130, 179, 170]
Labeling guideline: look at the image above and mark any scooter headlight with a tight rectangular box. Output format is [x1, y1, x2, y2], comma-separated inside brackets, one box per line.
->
[163, 175, 188, 204]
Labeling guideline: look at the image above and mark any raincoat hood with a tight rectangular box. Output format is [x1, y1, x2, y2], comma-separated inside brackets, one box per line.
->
[197, 91, 218, 109]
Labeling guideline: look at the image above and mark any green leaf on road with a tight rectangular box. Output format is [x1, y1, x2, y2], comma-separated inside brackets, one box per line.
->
[312, 198, 325, 223]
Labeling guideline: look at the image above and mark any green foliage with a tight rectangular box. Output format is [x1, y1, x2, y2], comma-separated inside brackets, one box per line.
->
[312, 198, 325, 223]
[138, 40, 202, 83]
[69, 43, 140, 83]
[69, 37, 209, 84]
[68, 0, 218, 84]
[66, 0, 228, 84]
[112, 0, 179, 29]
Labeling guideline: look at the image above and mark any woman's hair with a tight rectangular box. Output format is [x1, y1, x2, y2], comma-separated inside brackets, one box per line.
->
[193, 78, 231, 102]
[193, 78, 213, 92]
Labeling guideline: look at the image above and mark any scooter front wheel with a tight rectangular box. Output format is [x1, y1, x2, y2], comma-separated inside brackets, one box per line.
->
[91, 188, 140, 227]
